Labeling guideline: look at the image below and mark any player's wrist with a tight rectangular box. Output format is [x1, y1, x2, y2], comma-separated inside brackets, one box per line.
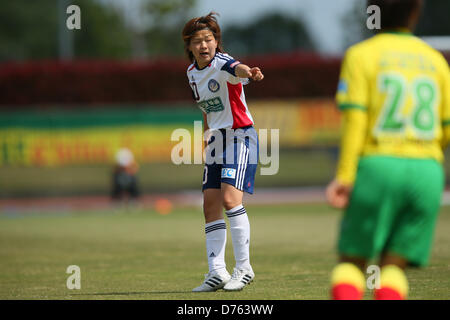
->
[334, 175, 354, 187]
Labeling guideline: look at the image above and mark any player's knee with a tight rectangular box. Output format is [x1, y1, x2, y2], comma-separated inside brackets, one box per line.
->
[222, 195, 240, 211]
[221, 185, 243, 210]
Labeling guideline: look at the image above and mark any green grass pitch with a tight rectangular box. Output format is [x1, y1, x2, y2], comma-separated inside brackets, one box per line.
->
[0, 203, 449, 300]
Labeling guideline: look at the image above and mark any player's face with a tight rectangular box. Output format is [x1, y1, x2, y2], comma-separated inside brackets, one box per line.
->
[189, 29, 218, 68]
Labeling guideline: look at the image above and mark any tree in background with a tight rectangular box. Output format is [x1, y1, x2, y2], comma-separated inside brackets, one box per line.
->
[0, 0, 317, 61]
[222, 13, 315, 56]
[73, 0, 132, 59]
[0, 1, 58, 61]
[0, 0, 132, 61]
[142, 0, 197, 58]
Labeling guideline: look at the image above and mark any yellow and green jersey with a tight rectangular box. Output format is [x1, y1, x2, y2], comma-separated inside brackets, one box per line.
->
[336, 30, 450, 184]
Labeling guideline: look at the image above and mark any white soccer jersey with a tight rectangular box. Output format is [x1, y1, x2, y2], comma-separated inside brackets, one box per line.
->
[186, 52, 254, 130]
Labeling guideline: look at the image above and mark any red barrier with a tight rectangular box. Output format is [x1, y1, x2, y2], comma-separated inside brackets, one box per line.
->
[0, 52, 342, 107]
[2, 51, 447, 107]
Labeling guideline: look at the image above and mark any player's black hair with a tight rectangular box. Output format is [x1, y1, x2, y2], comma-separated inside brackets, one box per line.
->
[368, 0, 423, 30]
[182, 12, 224, 62]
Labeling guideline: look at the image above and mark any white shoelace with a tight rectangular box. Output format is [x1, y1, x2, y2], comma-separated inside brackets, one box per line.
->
[230, 268, 244, 280]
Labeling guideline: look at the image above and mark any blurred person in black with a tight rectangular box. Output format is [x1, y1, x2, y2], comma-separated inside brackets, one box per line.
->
[111, 148, 140, 203]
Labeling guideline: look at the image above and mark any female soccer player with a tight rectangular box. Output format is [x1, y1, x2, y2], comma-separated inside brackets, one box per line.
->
[327, 0, 450, 300]
[182, 12, 264, 292]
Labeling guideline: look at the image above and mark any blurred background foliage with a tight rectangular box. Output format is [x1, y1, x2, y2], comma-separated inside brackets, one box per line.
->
[1, 0, 450, 62]
[0, 0, 132, 61]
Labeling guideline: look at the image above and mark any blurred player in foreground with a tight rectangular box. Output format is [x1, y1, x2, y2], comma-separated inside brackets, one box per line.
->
[326, 0, 450, 300]
[111, 148, 140, 203]
[182, 12, 264, 292]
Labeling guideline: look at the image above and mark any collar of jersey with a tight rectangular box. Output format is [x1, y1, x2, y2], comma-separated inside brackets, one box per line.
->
[194, 54, 217, 70]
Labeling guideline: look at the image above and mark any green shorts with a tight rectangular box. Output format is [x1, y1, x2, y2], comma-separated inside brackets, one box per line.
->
[338, 156, 444, 267]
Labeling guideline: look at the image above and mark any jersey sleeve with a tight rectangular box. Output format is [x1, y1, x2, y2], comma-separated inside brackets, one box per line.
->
[335, 46, 369, 185]
[215, 53, 242, 84]
[336, 47, 369, 111]
[335, 109, 368, 185]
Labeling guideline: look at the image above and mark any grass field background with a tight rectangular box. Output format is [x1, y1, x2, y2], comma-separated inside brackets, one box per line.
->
[3, 148, 450, 198]
[0, 149, 337, 197]
[1, 203, 449, 300]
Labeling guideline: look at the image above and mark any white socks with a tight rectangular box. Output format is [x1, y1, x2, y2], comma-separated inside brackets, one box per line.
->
[225, 204, 252, 271]
[205, 219, 227, 273]
[204, 204, 252, 273]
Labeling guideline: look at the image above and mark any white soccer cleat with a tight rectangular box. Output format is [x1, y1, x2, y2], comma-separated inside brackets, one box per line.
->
[223, 267, 255, 291]
[192, 270, 231, 292]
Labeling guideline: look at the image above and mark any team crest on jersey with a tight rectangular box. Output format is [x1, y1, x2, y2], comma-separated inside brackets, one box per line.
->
[208, 79, 220, 92]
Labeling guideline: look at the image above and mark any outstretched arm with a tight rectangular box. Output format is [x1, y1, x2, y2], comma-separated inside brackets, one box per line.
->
[235, 64, 264, 81]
